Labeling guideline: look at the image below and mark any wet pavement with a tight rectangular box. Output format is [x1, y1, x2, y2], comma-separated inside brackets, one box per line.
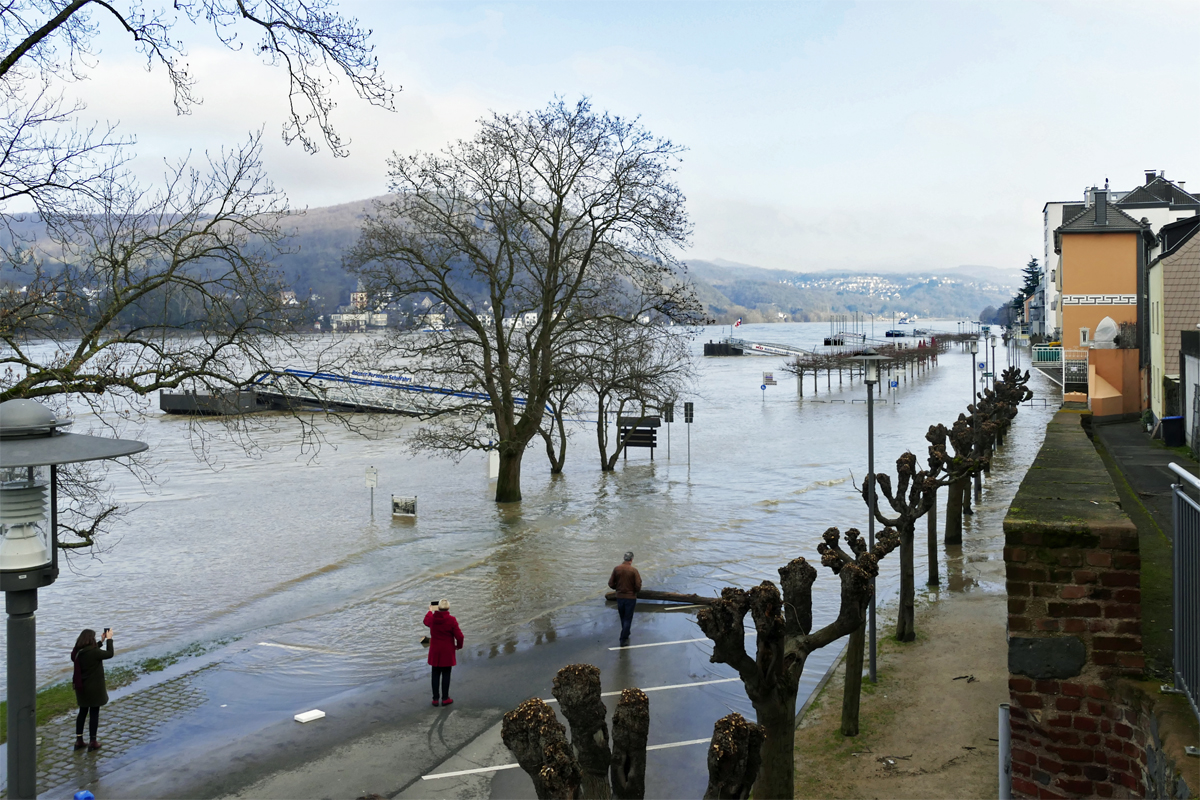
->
[1090, 418, 1199, 541]
[44, 602, 847, 799]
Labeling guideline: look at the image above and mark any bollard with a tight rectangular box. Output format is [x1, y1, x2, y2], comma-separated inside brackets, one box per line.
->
[999, 703, 1012, 800]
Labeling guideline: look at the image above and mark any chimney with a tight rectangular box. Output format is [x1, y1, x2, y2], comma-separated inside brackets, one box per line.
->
[1095, 189, 1108, 225]
[1146, 170, 1157, 185]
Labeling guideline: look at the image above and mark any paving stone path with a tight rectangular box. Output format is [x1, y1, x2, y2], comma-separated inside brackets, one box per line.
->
[18, 669, 206, 797]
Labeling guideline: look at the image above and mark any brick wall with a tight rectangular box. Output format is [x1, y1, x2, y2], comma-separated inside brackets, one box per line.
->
[1003, 412, 1148, 799]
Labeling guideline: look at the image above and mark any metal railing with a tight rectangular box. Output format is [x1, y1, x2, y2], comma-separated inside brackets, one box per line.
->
[1031, 345, 1062, 364]
[1168, 462, 1200, 723]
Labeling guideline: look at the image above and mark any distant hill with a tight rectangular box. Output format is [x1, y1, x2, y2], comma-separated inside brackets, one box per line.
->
[3, 196, 1017, 322]
[684, 260, 1016, 324]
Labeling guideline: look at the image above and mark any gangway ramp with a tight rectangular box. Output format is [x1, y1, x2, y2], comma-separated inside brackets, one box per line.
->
[252, 368, 543, 416]
[722, 337, 815, 358]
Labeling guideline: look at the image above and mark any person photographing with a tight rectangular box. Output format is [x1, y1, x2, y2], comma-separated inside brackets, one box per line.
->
[71, 628, 114, 752]
[423, 599, 464, 706]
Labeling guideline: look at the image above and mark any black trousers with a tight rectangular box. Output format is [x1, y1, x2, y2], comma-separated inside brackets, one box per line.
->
[431, 666, 452, 700]
[76, 706, 99, 739]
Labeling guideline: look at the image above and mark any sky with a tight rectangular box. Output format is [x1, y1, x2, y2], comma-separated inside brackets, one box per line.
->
[36, 0, 1200, 273]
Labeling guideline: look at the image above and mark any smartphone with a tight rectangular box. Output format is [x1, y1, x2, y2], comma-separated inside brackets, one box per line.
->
[429, 600, 439, 606]
[103, 628, 110, 637]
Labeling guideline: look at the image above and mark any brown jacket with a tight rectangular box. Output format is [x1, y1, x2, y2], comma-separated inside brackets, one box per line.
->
[608, 561, 642, 599]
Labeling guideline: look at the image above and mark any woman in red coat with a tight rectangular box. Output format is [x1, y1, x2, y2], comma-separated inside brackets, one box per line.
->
[424, 598, 464, 706]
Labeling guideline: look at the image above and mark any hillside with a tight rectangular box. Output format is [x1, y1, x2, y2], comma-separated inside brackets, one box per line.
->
[3, 196, 1016, 322]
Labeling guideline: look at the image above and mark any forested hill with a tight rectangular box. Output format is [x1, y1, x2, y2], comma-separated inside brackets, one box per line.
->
[2, 196, 1017, 322]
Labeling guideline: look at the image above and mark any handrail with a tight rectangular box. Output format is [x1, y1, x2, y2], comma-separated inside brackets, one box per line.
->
[1168, 462, 1200, 491]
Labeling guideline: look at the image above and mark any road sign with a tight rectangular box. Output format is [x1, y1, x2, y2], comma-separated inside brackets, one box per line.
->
[365, 466, 378, 488]
[684, 401, 694, 423]
[663, 402, 674, 423]
[762, 372, 777, 386]
[761, 384, 767, 391]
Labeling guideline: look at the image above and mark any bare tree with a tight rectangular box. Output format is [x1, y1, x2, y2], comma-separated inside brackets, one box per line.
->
[2, 0, 394, 550]
[583, 321, 693, 471]
[696, 527, 900, 800]
[348, 98, 704, 502]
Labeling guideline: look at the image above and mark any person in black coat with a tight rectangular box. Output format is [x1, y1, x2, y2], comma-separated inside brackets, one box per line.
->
[71, 628, 114, 752]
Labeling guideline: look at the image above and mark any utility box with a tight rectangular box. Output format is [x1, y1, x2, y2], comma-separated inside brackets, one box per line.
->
[1162, 416, 1185, 448]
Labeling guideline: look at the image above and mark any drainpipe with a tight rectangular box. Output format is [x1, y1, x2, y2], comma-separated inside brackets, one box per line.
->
[999, 703, 1012, 799]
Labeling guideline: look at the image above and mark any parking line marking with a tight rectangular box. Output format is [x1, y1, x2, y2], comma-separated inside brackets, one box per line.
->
[609, 632, 755, 651]
[609, 637, 707, 650]
[421, 739, 712, 780]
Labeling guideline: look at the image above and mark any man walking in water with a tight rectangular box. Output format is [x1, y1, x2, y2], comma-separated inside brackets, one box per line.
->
[608, 551, 642, 646]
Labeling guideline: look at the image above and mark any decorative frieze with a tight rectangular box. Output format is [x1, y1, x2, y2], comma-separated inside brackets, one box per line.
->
[1061, 294, 1136, 305]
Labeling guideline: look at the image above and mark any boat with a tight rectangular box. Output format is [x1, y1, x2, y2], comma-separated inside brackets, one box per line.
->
[884, 329, 906, 338]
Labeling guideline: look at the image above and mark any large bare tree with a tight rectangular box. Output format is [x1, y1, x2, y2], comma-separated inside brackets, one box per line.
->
[348, 99, 703, 502]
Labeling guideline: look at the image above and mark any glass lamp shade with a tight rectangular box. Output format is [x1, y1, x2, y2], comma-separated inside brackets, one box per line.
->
[0, 466, 51, 572]
[865, 362, 878, 383]
[968, 340, 979, 354]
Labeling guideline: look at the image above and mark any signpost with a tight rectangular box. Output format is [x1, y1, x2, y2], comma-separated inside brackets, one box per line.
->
[663, 402, 674, 458]
[684, 401, 694, 466]
[365, 466, 378, 517]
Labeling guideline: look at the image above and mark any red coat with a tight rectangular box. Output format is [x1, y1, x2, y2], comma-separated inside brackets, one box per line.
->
[424, 610, 464, 667]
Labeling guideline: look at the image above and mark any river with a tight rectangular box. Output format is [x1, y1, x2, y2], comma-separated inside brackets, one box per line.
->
[1, 322, 1059, 697]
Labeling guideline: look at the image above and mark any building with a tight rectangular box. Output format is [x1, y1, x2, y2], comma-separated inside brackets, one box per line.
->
[1053, 188, 1153, 350]
[1147, 215, 1200, 421]
[350, 280, 369, 310]
[1043, 186, 1130, 338]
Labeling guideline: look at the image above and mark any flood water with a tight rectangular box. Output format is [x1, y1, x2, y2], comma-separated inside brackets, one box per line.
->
[2, 322, 1059, 697]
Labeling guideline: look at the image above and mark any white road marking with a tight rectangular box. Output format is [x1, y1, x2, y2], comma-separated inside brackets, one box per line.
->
[421, 739, 711, 780]
[609, 637, 707, 650]
[257, 641, 341, 654]
[609, 632, 755, 651]
[544, 676, 741, 704]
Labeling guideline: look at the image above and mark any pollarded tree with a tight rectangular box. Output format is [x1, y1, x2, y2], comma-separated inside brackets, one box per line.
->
[696, 527, 900, 800]
[348, 99, 704, 502]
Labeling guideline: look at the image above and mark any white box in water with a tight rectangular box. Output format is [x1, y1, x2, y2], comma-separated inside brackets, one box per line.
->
[294, 709, 325, 723]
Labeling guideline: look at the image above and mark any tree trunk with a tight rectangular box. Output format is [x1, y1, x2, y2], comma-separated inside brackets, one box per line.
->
[840, 621, 866, 736]
[973, 467, 982, 502]
[501, 698, 582, 799]
[962, 476, 973, 516]
[610, 689, 649, 800]
[927, 489, 939, 586]
[704, 713, 765, 800]
[750, 691, 799, 800]
[495, 447, 524, 502]
[895, 522, 915, 642]
[945, 476, 963, 545]
[552, 665, 611, 800]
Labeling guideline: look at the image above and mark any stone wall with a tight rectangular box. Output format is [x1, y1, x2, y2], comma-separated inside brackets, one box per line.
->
[1002, 412, 1193, 799]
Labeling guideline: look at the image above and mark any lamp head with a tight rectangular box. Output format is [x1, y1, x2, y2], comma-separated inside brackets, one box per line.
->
[968, 339, 979, 354]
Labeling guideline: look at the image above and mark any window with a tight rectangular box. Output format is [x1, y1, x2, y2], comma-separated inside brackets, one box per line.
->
[1080, 327, 1090, 345]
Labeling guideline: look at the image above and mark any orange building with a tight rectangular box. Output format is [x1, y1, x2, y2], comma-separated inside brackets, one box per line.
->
[1054, 189, 1153, 350]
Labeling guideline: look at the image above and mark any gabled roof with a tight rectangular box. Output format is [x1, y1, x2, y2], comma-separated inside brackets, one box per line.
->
[1116, 177, 1200, 208]
[1054, 202, 1150, 253]
[1154, 215, 1200, 261]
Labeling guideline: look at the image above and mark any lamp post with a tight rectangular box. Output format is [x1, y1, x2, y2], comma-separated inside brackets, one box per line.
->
[0, 400, 146, 800]
[850, 348, 890, 683]
[990, 334, 1000, 389]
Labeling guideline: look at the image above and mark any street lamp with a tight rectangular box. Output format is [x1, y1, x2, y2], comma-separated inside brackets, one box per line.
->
[850, 348, 890, 683]
[990, 334, 1000, 389]
[0, 399, 146, 800]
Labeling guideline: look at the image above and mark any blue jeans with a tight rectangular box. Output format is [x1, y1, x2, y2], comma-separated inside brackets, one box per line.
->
[616, 598, 636, 641]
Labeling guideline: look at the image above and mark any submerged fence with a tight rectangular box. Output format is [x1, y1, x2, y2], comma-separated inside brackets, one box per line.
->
[1168, 463, 1200, 723]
